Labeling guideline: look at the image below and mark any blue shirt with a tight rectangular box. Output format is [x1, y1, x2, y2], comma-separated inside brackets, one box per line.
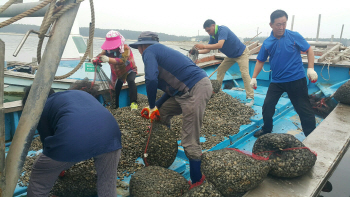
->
[209, 25, 246, 58]
[142, 44, 208, 109]
[37, 90, 122, 162]
[257, 29, 310, 83]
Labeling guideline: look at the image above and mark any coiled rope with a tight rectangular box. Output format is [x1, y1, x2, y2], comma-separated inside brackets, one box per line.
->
[0, 0, 18, 14]
[0, 0, 95, 80]
[0, 0, 52, 28]
[54, 0, 95, 80]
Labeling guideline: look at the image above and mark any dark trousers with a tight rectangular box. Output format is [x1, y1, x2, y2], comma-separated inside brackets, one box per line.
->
[262, 77, 316, 136]
[115, 72, 137, 108]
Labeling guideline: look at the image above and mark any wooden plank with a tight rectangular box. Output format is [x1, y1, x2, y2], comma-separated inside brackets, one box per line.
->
[247, 41, 259, 50]
[3, 100, 22, 114]
[244, 103, 350, 197]
[197, 60, 222, 69]
[317, 44, 340, 63]
[4, 70, 76, 83]
[249, 45, 262, 55]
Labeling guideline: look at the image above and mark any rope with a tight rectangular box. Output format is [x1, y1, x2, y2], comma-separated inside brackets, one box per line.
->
[0, 0, 52, 28]
[319, 50, 350, 81]
[37, 0, 85, 64]
[54, 0, 95, 80]
[7, 61, 38, 71]
[321, 58, 331, 81]
[319, 51, 336, 81]
[0, 0, 17, 14]
[143, 122, 154, 167]
[227, 146, 317, 160]
[262, 66, 271, 73]
[37, 0, 57, 64]
[0, 0, 94, 80]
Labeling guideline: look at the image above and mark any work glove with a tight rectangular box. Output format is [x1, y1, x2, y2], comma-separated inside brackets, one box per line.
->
[307, 68, 318, 83]
[250, 78, 257, 90]
[92, 56, 103, 67]
[141, 106, 160, 122]
[100, 55, 110, 63]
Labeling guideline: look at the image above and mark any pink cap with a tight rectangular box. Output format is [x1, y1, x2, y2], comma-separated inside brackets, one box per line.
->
[101, 30, 122, 50]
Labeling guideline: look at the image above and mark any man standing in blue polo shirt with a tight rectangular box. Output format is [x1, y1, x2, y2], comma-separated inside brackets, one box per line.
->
[250, 9, 318, 138]
[195, 19, 254, 106]
[130, 31, 212, 189]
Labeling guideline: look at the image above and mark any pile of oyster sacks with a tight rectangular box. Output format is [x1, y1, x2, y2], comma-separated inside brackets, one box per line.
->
[130, 130, 317, 197]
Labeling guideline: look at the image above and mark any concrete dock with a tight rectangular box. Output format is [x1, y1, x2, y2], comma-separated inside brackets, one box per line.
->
[244, 103, 350, 197]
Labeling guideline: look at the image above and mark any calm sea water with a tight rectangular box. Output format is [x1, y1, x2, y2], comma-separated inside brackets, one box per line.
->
[1, 34, 350, 197]
[0, 33, 196, 74]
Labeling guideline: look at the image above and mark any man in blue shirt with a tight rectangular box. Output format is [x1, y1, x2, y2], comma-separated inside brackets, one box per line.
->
[23, 88, 122, 197]
[195, 19, 254, 106]
[250, 10, 318, 138]
[130, 32, 213, 189]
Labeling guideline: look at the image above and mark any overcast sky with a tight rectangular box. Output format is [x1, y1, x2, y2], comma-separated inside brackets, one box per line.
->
[3, 0, 350, 39]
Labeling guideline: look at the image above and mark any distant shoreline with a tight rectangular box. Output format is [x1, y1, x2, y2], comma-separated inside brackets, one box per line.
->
[0, 33, 200, 44]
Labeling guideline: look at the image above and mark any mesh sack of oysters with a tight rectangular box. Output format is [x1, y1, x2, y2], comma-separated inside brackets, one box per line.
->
[201, 149, 270, 197]
[211, 80, 221, 93]
[334, 79, 350, 105]
[182, 181, 222, 197]
[142, 121, 178, 168]
[50, 159, 97, 197]
[129, 166, 189, 197]
[19, 154, 98, 197]
[252, 133, 317, 178]
[182, 181, 223, 197]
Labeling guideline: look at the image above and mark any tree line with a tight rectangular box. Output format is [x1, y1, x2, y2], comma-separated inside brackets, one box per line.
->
[1, 24, 349, 46]
[0, 24, 193, 41]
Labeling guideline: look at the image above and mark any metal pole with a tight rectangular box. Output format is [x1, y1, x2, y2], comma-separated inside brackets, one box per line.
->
[291, 15, 295, 31]
[340, 24, 344, 43]
[0, 40, 5, 196]
[0, 1, 49, 18]
[316, 14, 321, 42]
[3, 1, 80, 196]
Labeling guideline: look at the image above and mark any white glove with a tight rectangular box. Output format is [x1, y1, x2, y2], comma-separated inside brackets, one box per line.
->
[250, 78, 257, 90]
[307, 68, 318, 83]
[100, 55, 110, 63]
[91, 57, 97, 62]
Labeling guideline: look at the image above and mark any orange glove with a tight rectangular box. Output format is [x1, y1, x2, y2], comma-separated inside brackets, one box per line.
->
[141, 106, 160, 122]
[141, 107, 150, 119]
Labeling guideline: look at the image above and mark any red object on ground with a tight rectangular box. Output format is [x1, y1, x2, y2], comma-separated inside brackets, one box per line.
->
[58, 170, 65, 177]
[188, 175, 206, 190]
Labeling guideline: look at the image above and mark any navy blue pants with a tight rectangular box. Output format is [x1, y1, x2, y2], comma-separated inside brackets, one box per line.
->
[262, 77, 316, 136]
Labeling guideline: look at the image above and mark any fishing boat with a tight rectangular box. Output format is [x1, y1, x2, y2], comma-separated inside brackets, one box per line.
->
[4, 39, 350, 196]
[3, 19, 111, 95]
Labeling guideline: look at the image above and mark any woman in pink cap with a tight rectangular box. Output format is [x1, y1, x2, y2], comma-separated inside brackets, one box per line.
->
[94, 30, 138, 110]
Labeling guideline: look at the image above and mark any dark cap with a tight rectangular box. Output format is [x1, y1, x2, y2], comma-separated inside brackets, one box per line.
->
[129, 31, 159, 49]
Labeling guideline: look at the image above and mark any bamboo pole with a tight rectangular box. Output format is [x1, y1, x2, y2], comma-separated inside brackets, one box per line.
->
[316, 14, 321, 42]
[0, 40, 5, 196]
[340, 24, 344, 43]
[291, 15, 295, 31]
[2, 0, 80, 196]
[209, 68, 218, 78]
[244, 32, 262, 45]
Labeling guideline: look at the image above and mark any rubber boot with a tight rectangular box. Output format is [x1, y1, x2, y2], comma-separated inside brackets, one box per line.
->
[189, 159, 202, 184]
